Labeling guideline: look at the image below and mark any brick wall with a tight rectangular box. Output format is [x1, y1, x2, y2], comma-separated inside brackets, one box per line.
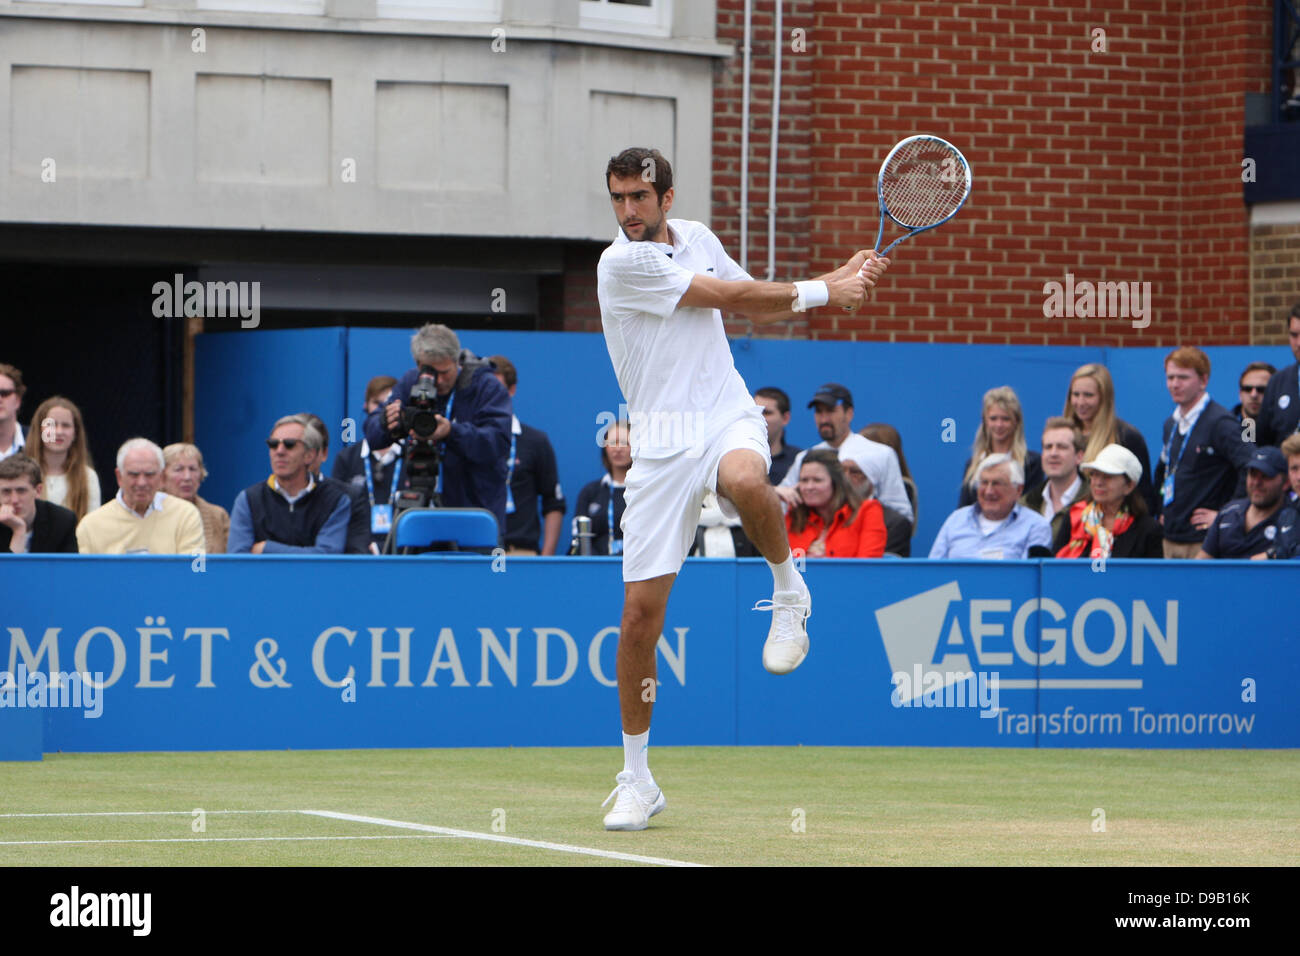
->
[1251, 223, 1300, 340]
[706, 0, 1278, 345]
[713, 0, 816, 338]
[545, 243, 604, 332]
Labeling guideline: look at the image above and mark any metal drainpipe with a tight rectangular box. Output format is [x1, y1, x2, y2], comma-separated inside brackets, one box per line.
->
[766, 0, 781, 281]
[740, 0, 752, 273]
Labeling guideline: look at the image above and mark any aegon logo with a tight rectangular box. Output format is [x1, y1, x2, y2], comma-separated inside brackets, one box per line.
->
[874, 581, 1176, 697]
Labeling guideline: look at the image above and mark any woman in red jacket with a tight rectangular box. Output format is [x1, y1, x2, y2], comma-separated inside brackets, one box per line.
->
[786, 449, 887, 558]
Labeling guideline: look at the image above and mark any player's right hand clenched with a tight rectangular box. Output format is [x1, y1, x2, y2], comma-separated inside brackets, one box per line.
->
[822, 250, 890, 312]
[826, 270, 867, 312]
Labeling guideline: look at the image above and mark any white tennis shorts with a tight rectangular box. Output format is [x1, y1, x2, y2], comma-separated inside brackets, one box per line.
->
[620, 407, 771, 582]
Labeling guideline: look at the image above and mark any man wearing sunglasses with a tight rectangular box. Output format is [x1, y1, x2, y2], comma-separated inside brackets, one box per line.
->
[1234, 361, 1276, 438]
[0, 363, 26, 462]
[228, 415, 350, 554]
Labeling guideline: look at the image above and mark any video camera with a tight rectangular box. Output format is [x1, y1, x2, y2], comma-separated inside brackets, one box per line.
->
[390, 365, 445, 511]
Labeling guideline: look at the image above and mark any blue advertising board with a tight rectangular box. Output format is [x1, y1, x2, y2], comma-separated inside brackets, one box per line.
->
[2, 556, 1295, 758]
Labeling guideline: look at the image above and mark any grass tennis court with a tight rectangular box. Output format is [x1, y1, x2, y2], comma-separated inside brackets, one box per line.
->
[2, 747, 1297, 867]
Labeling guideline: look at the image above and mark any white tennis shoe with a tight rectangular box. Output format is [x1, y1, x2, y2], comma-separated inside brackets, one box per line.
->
[755, 588, 811, 674]
[602, 772, 665, 831]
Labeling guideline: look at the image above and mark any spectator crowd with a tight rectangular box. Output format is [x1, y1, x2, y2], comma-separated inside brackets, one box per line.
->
[3, 303, 1299, 563]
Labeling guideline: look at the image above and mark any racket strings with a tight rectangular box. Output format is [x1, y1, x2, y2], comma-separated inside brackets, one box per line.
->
[880, 140, 967, 228]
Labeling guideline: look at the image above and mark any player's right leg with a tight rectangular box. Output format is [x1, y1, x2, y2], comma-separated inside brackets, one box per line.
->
[602, 574, 674, 831]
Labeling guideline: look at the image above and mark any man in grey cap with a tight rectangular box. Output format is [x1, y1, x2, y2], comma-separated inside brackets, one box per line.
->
[1196, 446, 1291, 560]
[776, 382, 912, 524]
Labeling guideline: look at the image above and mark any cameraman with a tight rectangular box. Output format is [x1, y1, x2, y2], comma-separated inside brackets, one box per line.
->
[364, 323, 512, 531]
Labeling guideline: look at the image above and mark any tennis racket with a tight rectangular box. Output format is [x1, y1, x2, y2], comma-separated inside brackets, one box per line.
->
[872, 134, 971, 256]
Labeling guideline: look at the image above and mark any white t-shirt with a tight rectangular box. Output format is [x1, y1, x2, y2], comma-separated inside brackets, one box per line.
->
[597, 219, 758, 459]
[781, 432, 913, 523]
[43, 466, 102, 514]
[1039, 473, 1082, 520]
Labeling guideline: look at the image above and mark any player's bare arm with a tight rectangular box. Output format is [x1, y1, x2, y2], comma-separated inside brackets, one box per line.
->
[677, 249, 890, 324]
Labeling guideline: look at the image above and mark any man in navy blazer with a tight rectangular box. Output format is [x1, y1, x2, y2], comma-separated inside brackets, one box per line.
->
[1256, 303, 1300, 448]
[0, 455, 78, 553]
[1152, 347, 1254, 558]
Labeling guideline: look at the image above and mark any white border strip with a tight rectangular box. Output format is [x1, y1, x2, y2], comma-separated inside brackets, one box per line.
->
[0, 835, 451, 846]
[303, 810, 706, 867]
[0, 810, 296, 818]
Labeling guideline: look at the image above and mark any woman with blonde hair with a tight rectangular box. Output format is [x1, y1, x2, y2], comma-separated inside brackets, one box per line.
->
[1062, 363, 1156, 512]
[957, 386, 1043, 507]
[162, 442, 230, 553]
[23, 396, 100, 521]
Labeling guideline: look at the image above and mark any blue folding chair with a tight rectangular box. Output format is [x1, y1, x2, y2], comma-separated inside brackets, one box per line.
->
[384, 507, 500, 555]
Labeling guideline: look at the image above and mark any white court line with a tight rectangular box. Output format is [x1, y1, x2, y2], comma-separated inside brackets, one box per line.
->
[304, 810, 706, 867]
[0, 835, 453, 847]
[0, 810, 297, 818]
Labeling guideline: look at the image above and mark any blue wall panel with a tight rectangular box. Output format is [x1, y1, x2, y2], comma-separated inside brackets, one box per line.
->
[194, 328, 348, 517]
[2, 556, 1294, 754]
[193, 330, 1298, 552]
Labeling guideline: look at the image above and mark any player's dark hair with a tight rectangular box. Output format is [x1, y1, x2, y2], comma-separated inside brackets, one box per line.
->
[1290, 301, 1300, 322]
[605, 148, 673, 202]
[755, 387, 791, 416]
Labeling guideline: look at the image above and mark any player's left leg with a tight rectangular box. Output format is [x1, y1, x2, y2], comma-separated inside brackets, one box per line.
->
[715, 448, 812, 675]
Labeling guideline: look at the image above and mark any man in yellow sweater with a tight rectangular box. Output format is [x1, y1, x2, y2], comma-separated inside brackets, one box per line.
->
[76, 438, 204, 555]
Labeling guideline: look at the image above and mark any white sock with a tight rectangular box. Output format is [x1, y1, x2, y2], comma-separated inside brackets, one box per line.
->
[623, 730, 652, 781]
[769, 555, 806, 594]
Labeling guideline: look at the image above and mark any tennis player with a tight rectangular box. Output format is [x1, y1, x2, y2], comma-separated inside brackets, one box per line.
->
[597, 147, 890, 829]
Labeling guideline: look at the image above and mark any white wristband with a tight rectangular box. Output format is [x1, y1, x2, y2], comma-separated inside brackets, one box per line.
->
[792, 280, 829, 313]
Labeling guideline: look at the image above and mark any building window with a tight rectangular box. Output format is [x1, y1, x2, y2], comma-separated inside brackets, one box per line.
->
[580, 0, 671, 37]
[376, 0, 503, 21]
[195, 0, 326, 13]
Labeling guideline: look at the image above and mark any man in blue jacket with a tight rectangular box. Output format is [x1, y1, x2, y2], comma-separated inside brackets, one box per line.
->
[364, 324, 512, 532]
[1256, 303, 1300, 448]
[1152, 346, 1254, 557]
[229, 415, 350, 554]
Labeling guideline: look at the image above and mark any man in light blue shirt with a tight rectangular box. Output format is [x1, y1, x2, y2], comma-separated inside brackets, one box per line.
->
[929, 454, 1052, 559]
